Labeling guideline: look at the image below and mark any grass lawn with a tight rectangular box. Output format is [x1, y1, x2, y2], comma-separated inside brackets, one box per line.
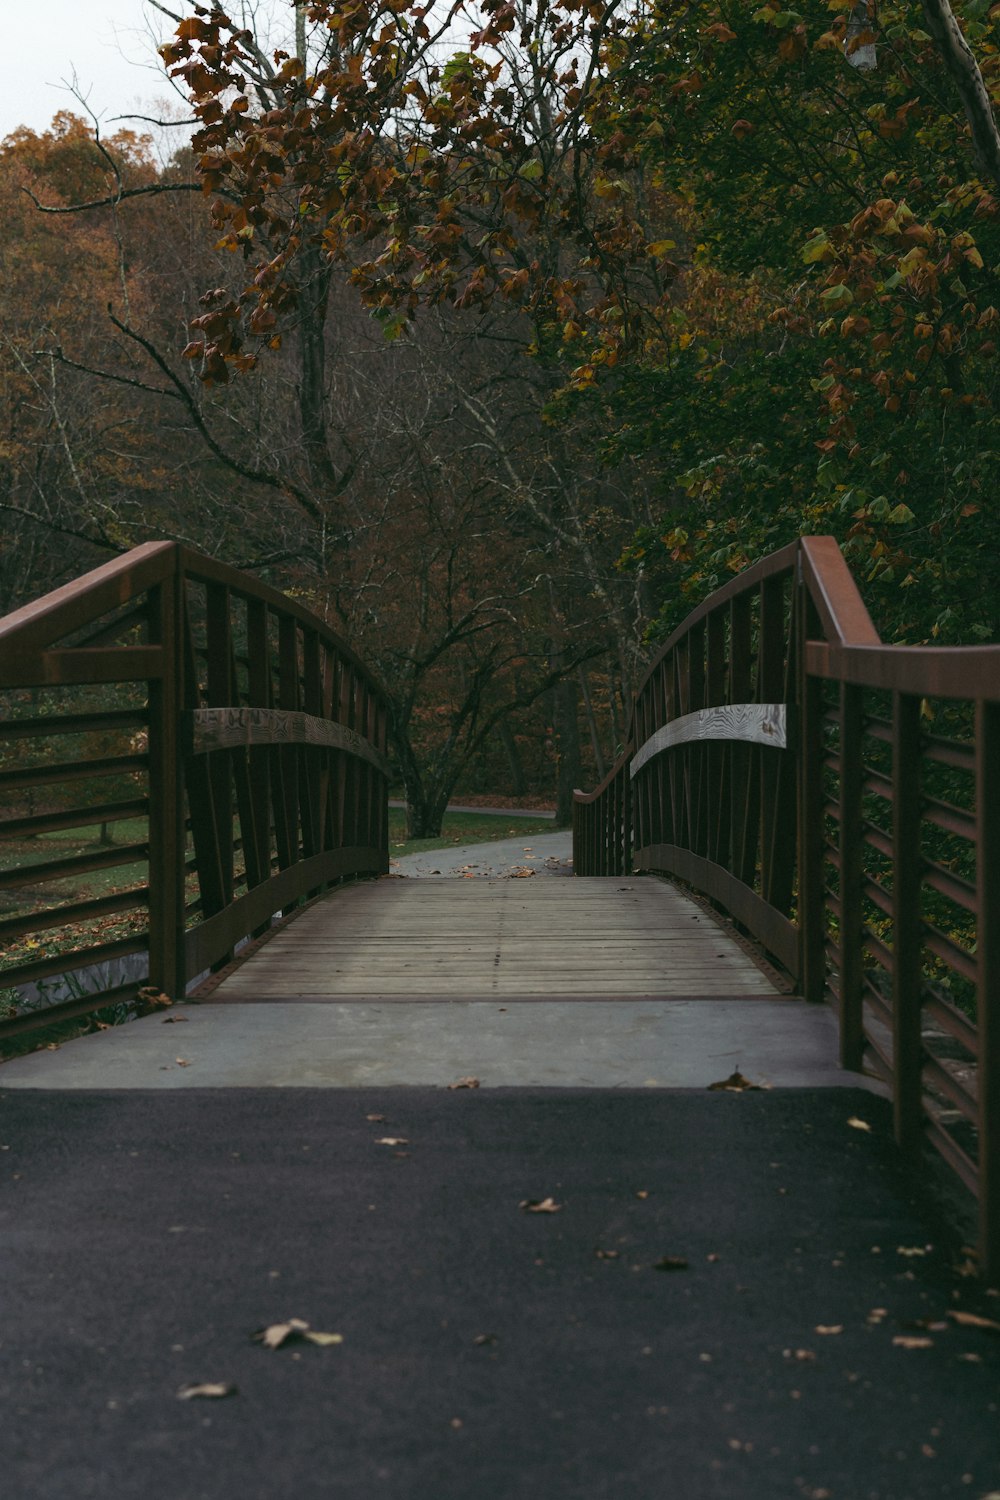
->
[387, 807, 557, 857]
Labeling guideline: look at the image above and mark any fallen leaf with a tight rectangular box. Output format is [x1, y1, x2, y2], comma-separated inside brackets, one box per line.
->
[366, 1113, 386, 1122]
[376, 1137, 408, 1146]
[893, 1335, 934, 1349]
[707, 1070, 762, 1092]
[635, 1189, 650, 1200]
[948, 1310, 1000, 1334]
[162, 1016, 188, 1024]
[520, 1197, 562, 1213]
[653, 1256, 689, 1272]
[897, 1245, 928, 1257]
[958, 1352, 983, 1363]
[815, 1325, 843, 1335]
[252, 1319, 343, 1349]
[177, 1382, 236, 1400]
[783, 1348, 816, 1362]
[137, 986, 172, 1009]
[867, 1308, 888, 1324]
[846, 1116, 872, 1132]
[175, 1058, 192, 1067]
[448, 1077, 480, 1089]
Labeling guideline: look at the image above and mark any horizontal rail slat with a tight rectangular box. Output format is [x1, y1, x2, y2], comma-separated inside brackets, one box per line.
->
[0, 842, 148, 893]
[0, 709, 148, 742]
[0, 887, 149, 942]
[0, 981, 148, 1039]
[0, 799, 149, 839]
[0, 754, 147, 792]
[3, 646, 163, 688]
[0, 936, 149, 989]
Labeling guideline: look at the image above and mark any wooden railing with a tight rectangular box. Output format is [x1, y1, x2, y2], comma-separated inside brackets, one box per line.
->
[0, 542, 389, 1036]
[574, 536, 999, 1278]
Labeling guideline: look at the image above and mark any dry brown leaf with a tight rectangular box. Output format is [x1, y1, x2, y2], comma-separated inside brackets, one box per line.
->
[177, 1381, 236, 1400]
[520, 1197, 562, 1213]
[376, 1136, 408, 1146]
[815, 1325, 843, 1335]
[635, 1189, 650, 1200]
[175, 1058, 192, 1067]
[846, 1116, 872, 1132]
[137, 986, 173, 1009]
[366, 1113, 386, 1122]
[783, 1348, 816, 1362]
[162, 1015, 189, 1024]
[448, 1077, 480, 1090]
[948, 1310, 1000, 1334]
[707, 1070, 762, 1092]
[252, 1319, 343, 1349]
[893, 1335, 934, 1349]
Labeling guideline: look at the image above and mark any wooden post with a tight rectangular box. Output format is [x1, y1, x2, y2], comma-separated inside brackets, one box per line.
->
[975, 699, 1000, 1282]
[146, 555, 186, 999]
[797, 576, 826, 1004]
[892, 691, 924, 1159]
[839, 682, 865, 1070]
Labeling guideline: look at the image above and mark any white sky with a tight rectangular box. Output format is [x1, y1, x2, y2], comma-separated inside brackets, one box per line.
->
[0, 0, 182, 142]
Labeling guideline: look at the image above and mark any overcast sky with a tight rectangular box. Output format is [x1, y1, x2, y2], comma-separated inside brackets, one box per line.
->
[1, 1, 182, 141]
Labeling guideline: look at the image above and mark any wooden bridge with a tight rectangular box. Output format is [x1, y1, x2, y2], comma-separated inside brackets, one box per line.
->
[0, 537, 997, 1280]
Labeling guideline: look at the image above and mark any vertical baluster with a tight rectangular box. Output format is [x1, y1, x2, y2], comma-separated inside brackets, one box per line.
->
[301, 630, 322, 861]
[797, 582, 826, 1004]
[706, 610, 727, 867]
[731, 595, 757, 886]
[975, 698, 1000, 1280]
[758, 576, 785, 904]
[892, 691, 924, 1159]
[246, 600, 272, 898]
[147, 554, 186, 997]
[274, 615, 299, 870]
[839, 682, 865, 1068]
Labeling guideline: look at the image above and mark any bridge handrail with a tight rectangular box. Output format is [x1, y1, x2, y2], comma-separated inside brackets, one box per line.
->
[574, 535, 999, 1279]
[0, 542, 390, 1036]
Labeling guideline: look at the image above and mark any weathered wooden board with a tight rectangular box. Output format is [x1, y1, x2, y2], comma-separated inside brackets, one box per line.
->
[207, 875, 780, 1002]
[191, 706, 390, 776]
[629, 702, 786, 778]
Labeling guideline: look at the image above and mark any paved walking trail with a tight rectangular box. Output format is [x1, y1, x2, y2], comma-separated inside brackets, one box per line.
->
[2, 843, 998, 1498]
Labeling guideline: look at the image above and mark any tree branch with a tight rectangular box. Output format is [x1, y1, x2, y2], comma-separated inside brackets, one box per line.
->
[921, 0, 1000, 186]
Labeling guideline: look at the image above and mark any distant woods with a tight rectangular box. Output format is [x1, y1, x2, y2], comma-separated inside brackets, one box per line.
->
[3, 1, 1000, 831]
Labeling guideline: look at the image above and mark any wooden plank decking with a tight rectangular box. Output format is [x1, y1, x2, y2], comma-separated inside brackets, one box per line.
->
[205, 875, 783, 1002]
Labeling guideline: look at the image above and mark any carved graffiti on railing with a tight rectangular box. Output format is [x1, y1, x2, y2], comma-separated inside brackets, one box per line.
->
[191, 707, 392, 777]
[629, 703, 787, 779]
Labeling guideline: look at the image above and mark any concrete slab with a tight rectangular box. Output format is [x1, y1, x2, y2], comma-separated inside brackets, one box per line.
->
[0, 997, 880, 1091]
[389, 830, 572, 878]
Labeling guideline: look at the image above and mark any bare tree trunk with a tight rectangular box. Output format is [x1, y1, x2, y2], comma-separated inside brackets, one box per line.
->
[578, 666, 605, 782]
[498, 717, 528, 797]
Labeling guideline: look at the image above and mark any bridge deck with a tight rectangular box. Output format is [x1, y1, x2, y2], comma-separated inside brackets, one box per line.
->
[205, 876, 780, 1002]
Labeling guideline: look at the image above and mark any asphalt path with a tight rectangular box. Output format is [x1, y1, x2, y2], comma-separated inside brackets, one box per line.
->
[2, 1086, 998, 1499]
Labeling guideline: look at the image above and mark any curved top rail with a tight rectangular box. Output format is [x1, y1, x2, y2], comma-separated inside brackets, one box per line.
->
[631, 542, 800, 703]
[0, 541, 176, 657]
[573, 747, 631, 806]
[799, 536, 881, 647]
[176, 546, 385, 700]
[0, 542, 388, 705]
